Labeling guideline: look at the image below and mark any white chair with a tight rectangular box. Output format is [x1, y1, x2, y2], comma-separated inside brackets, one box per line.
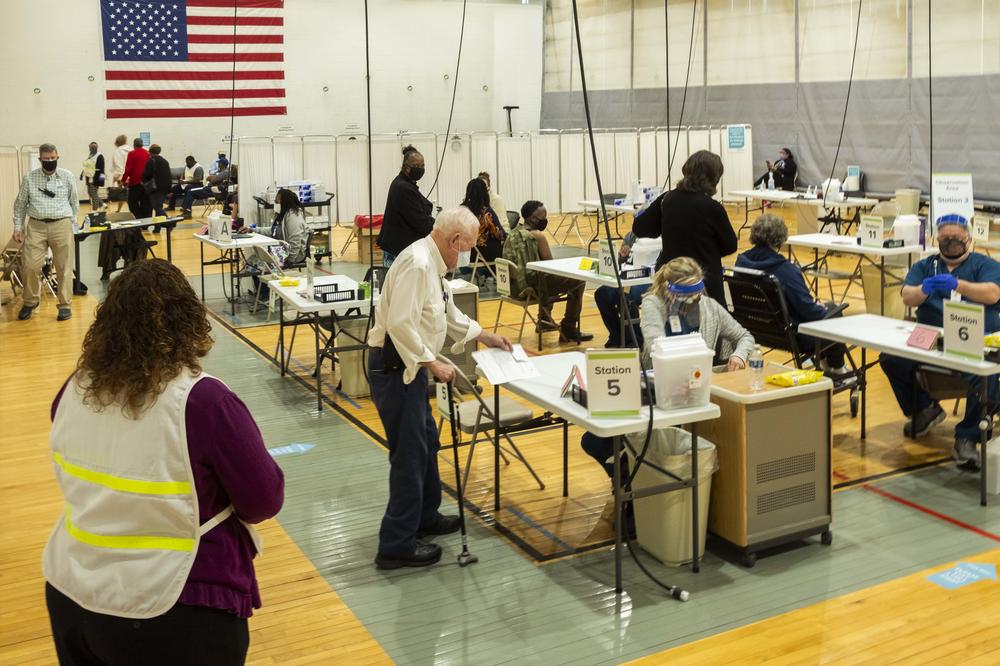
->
[493, 258, 541, 347]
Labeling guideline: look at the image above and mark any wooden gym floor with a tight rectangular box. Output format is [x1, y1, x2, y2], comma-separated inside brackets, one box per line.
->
[3, 204, 1000, 664]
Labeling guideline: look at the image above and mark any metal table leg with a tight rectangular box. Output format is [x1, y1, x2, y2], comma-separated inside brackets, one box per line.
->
[613, 434, 623, 593]
[315, 313, 322, 412]
[861, 347, 867, 440]
[199, 241, 205, 301]
[981, 378, 989, 506]
[279, 299, 286, 375]
[562, 420, 569, 497]
[691, 421, 700, 573]
[494, 384, 501, 511]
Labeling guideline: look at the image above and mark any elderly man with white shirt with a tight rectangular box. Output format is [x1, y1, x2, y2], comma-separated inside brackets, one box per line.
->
[368, 207, 512, 570]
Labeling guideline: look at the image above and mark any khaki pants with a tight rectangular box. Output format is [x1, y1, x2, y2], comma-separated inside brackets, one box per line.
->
[22, 217, 74, 309]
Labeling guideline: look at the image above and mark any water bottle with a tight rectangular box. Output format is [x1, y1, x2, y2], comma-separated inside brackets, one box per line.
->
[767, 173, 775, 191]
[748, 345, 765, 391]
[82, 216, 91, 232]
[371, 270, 380, 299]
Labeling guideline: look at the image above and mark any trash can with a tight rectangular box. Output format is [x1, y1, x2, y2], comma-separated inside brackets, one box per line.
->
[861, 265, 905, 318]
[625, 427, 717, 566]
[336, 318, 371, 398]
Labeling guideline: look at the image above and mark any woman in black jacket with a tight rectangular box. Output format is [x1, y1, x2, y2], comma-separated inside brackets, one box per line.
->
[633, 150, 737, 305]
[141, 144, 173, 218]
[376, 145, 434, 267]
[754, 147, 797, 191]
[461, 177, 505, 263]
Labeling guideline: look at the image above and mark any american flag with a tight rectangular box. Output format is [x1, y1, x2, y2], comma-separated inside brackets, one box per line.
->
[100, 0, 286, 119]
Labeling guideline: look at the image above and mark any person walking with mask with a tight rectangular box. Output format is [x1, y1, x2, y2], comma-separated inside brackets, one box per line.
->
[879, 215, 1000, 468]
[11, 143, 79, 321]
[376, 145, 434, 268]
[81, 142, 105, 212]
[368, 207, 512, 569]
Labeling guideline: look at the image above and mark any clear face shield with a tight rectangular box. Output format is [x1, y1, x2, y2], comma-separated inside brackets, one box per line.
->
[936, 214, 972, 262]
[665, 280, 704, 335]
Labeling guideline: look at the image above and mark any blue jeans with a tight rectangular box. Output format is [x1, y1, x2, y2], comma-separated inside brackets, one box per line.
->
[182, 186, 214, 211]
[594, 284, 648, 347]
[580, 432, 630, 482]
[382, 250, 396, 268]
[879, 354, 997, 441]
[368, 349, 442, 556]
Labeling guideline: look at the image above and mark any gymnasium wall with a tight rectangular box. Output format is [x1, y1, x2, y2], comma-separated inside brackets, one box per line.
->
[0, 0, 544, 163]
[541, 0, 1000, 199]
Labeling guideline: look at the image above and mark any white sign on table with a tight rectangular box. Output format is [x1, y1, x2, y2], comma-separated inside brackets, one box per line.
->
[931, 173, 974, 227]
[585, 349, 641, 418]
[973, 216, 990, 242]
[495, 261, 511, 296]
[943, 300, 984, 361]
[598, 240, 617, 277]
[859, 215, 884, 248]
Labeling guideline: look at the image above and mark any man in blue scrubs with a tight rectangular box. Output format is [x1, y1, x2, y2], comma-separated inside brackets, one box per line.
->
[880, 215, 1000, 468]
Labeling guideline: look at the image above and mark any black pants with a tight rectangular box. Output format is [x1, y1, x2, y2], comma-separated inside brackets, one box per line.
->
[127, 185, 150, 219]
[46, 583, 249, 666]
[368, 348, 442, 556]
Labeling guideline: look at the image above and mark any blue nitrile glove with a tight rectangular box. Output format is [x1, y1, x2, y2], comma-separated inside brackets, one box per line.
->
[921, 274, 958, 296]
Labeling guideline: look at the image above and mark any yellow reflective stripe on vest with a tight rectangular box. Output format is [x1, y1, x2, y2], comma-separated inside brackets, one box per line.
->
[64, 508, 194, 552]
[53, 452, 191, 496]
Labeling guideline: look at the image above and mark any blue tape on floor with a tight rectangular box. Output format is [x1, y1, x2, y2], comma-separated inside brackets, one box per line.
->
[927, 562, 996, 590]
[269, 443, 316, 457]
[506, 506, 576, 554]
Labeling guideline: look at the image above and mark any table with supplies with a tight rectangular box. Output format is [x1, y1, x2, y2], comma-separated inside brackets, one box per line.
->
[194, 232, 276, 316]
[576, 199, 644, 252]
[253, 194, 336, 261]
[729, 189, 878, 237]
[799, 314, 1000, 505]
[785, 233, 921, 316]
[479, 350, 720, 592]
[72, 215, 182, 293]
[270, 274, 376, 411]
[700, 364, 834, 567]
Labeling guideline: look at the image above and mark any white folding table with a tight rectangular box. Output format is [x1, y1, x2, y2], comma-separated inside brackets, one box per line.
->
[729, 189, 878, 237]
[194, 232, 276, 316]
[484, 351, 720, 592]
[799, 314, 1000, 505]
[270, 274, 376, 411]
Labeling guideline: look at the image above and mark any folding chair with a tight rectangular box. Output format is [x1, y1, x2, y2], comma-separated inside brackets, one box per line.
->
[493, 258, 541, 347]
[1, 238, 24, 304]
[722, 265, 862, 416]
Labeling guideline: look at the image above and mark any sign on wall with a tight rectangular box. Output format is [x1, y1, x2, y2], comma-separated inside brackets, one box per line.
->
[727, 126, 746, 151]
[931, 173, 974, 227]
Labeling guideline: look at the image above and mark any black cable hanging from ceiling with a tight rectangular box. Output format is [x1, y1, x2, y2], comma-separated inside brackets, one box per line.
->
[662, 0, 699, 191]
[821, 0, 864, 208]
[424, 0, 469, 201]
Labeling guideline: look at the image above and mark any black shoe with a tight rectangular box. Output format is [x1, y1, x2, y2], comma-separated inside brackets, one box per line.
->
[17, 305, 36, 320]
[560, 327, 595, 344]
[416, 514, 461, 539]
[57, 308, 72, 321]
[903, 403, 946, 438]
[374, 542, 442, 570]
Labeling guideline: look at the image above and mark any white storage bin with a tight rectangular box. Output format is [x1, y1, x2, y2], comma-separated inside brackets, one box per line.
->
[630, 238, 661, 269]
[650, 334, 714, 410]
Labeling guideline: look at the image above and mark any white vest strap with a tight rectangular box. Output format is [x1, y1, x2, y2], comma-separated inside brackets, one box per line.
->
[197, 506, 234, 536]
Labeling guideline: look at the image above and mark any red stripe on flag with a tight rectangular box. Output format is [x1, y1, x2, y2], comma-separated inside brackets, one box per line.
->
[107, 107, 287, 119]
[107, 88, 286, 100]
[188, 34, 283, 44]
[186, 0, 284, 8]
[106, 70, 284, 81]
[188, 53, 284, 62]
[187, 16, 283, 26]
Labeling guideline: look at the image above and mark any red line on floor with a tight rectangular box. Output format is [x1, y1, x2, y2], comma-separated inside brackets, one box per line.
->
[840, 470, 1000, 543]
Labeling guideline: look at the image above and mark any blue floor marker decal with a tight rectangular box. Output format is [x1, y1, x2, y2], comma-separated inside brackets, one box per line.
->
[269, 443, 316, 457]
[927, 562, 997, 590]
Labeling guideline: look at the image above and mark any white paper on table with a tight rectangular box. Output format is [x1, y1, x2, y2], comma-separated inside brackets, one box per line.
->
[472, 347, 540, 384]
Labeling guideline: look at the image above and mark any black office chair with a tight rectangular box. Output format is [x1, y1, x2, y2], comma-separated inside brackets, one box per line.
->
[722, 265, 861, 416]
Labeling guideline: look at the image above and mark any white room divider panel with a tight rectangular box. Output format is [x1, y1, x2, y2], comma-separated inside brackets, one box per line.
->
[559, 131, 586, 213]
[638, 129, 657, 186]
[497, 134, 533, 215]
[302, 135, 337, 222]
[530, 131, 561, 214]
[335, 136, 369, 223]
[470, 132, 498, 188]
[614, 130, 639, 195]
[272, 137, 303, 184]
[434, 133, 472, 209]
[0, 147, 20, 242]
[236, 137, 274, 227]
[19, 146, 38, 177]
[719, 124, 754, 199]
[585, 131, 617, 199]
[655, 128, 686, 190]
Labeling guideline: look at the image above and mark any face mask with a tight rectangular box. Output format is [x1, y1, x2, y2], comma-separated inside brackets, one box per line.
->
[455, 249, 472, 269]
[664, 281, 704, 335]
[89, 147, 98, 156]
[939, 236, 969, 260]
[41, 159, 58, 172]
[274, 202, 282, 214]
[408, 166, 425, 181]
[535, 218, 549, 232]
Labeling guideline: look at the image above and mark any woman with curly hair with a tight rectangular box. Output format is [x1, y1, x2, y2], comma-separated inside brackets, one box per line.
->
[633, 149, 738, 305]
[42, 259, 284, 666]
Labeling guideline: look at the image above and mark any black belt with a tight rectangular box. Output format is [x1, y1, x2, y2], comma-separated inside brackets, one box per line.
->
[33, 217, 68, 223]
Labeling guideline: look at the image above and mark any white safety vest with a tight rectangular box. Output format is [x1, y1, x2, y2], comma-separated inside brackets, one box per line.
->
[184, 162, 204, 185]
[82, 154, 101, 179]
[42, 370, 260, 619]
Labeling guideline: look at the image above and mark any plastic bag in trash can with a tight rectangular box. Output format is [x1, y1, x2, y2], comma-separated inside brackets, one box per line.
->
[625, 427, 718, 478]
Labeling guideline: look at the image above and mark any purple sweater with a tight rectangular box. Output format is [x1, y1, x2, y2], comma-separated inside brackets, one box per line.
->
[53, 376, 285, 618]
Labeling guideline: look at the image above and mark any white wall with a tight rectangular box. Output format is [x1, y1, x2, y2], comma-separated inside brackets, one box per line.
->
[0, 0, 543, 167]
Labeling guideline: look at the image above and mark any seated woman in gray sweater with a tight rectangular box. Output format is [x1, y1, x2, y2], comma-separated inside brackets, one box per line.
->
[581, 257, 756, 481]
[245, 188, 310, 298]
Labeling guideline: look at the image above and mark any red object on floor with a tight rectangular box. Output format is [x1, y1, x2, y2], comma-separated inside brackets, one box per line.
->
[354, 214, 383, 229]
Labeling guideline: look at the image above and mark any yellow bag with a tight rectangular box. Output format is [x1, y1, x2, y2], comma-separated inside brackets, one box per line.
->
[985, 333, 1000, 348]
[766, 369, 824, 387]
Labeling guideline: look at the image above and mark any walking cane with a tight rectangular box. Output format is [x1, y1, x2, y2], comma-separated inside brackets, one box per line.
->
[445, 379, 478, 567]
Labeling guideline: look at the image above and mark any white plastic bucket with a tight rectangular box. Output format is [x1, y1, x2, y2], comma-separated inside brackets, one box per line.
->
[650, 334, 714, 410]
